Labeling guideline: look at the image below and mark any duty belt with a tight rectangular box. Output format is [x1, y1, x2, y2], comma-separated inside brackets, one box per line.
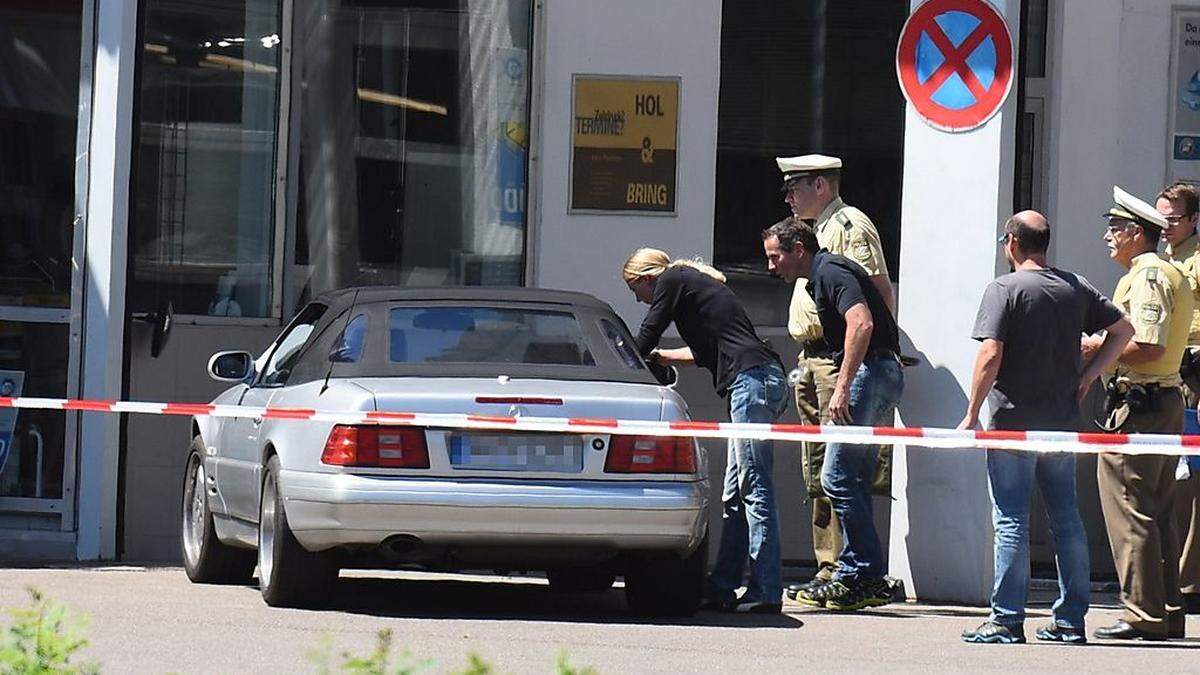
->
[1095, 375, 1178, 432]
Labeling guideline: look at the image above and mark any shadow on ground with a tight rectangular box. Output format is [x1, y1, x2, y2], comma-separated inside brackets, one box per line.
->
[248, 573, 805, 629]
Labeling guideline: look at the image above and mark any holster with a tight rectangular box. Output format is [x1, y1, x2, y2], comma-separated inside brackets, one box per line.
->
[1097, 376, 1160, 431]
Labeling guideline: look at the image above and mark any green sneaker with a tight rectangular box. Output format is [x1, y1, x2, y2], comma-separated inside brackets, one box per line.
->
[824, 578, 894, 612]
[795, 579, 847, 608]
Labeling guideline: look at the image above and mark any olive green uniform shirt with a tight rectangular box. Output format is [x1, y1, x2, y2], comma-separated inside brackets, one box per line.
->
[787, 198, 890, 347]
[1164, 233, 1200, 346]
[1112, 252, 1193, 387]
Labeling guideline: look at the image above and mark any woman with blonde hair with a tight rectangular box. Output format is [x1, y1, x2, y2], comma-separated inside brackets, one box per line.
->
[622, 247, 788, 614]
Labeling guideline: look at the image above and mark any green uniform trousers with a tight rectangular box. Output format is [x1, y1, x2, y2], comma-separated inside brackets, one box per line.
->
[1098, 387, 1184, 636]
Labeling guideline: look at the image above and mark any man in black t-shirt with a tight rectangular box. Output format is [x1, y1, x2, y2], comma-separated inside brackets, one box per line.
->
[773, 220, 905, 612]
[958, 211, 1133, 645]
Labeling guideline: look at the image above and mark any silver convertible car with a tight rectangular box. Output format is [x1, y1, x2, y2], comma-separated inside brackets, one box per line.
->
[180, 287, 709, 616]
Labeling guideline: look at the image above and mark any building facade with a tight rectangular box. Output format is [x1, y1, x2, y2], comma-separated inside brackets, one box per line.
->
[0, 0, 1193, 603]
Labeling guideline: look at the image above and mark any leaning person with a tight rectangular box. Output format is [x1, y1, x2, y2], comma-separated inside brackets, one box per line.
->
[1082, 186, 1193, 640]
[622, 248, 788, 614]
[763, 220, 903, 611]
[958, 211, 1133, 645]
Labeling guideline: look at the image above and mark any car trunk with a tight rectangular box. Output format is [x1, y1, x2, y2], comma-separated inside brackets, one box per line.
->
[351, 377, 675, 479]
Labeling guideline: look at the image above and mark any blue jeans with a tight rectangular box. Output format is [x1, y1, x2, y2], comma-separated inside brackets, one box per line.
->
[822, 357, 903, 582]
[708, 363, 788, 603]
[987, 449, 1089, 629]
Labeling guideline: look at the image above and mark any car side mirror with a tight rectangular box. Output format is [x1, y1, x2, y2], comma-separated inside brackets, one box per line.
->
[648, 361, 678, 388]
[208, 351, 254, 382]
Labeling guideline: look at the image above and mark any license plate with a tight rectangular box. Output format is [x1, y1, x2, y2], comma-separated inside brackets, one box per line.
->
[448, 433, 584, 473]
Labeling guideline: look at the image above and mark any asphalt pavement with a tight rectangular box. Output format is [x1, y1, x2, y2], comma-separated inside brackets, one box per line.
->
[0, 566, 1197, 674]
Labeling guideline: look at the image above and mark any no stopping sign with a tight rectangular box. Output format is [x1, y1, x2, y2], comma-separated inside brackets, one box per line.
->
[896, 0, 1015, 133]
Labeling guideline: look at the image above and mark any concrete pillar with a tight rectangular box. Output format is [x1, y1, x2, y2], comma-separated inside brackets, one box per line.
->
[889, 0, 1021, 604]
[77, 0, 137, 559]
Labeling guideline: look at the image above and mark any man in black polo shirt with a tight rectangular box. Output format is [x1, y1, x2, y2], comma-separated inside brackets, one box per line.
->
[769, 219, 904, 611]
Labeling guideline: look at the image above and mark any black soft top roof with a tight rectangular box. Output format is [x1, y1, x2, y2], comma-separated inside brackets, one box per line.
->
[291, 286, 659, 385]
[314, 286, 617, 315]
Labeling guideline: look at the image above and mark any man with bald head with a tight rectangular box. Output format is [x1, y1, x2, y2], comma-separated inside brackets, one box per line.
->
[958, 211, 1134, 644]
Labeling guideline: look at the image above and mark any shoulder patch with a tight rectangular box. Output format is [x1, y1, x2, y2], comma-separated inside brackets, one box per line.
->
[1146, 267, 1159, 282]
[1139, 303, 1164, 324]
[852, 240, 873, 263]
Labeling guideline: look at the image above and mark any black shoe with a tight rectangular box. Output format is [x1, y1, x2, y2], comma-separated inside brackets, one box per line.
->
[1093, 620, 1165, 641]
[733, 600, 782, 614]
[824, 578, 894, 612]
[785, 576, 831, 601]
[698, 593, 737, 613]
[1034, 623, 1087, 644]
[961, 621, 1026, 644]
[1184, 593, 1200, 615]
[1168, 610, 1185, 639]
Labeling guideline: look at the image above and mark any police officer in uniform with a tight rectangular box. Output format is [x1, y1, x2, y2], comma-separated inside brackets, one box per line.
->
[1156, 181, 1200, 612]
[1083, 186, 1194, 640]
[768, 155, 895, 600]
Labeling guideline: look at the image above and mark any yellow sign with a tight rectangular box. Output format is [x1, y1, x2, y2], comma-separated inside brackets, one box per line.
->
[570, 75, 679, 213]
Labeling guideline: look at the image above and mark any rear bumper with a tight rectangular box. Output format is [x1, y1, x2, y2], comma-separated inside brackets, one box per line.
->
[279, 469, 709, 554]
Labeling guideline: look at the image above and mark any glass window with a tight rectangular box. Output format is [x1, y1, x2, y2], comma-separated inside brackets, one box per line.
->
[714, 1, 907, 325]
[259, 303, 325, 386]
[389, 307, 595, 366]
[599, 319, 645, 370]
[289, 0, 532, 312]
[0, 322, 69, 499]
[329, 313, 368, 363]
[0, 2, 82, 308]
[129, 0, 282, 317]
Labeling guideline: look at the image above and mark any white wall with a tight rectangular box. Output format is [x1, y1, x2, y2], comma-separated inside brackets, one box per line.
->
[890, 0, 1021, 603]
[1049, 0, 1180, 294]
[531, 0, 722, 322]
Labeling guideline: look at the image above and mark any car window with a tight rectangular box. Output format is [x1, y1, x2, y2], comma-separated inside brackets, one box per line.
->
[600, 319, 646, 370]
[259, 304, 326, 387]
[390, 306, 596, 366]
[329, 313, 368, 363]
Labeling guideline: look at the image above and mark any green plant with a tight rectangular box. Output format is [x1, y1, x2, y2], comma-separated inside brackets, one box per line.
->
[309, 630, 598, 675]
[0, 587, 99, 675]
[554, 652, 598, 675]
[309, 629, 432, 675]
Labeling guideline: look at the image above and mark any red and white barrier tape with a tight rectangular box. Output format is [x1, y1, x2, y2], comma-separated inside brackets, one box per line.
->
[4, 395, 1199, 457]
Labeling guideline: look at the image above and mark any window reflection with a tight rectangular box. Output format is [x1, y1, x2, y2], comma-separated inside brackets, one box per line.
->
[290, 0, 531, 312]
[0, 2, 82, 309]
[0, 322, 68, 499]
[130, 0, 282, 317]
[714, 1, 907, 326]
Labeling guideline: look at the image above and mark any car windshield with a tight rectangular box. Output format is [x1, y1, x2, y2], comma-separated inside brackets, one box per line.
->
[389, 307, 597, 366]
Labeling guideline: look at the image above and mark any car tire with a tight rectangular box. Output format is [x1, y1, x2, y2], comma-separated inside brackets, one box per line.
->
[546, 567, 617, 593]
[180, 439, 255, 584]
[624, 533, 707, 617]
[258, 456, 338, 608]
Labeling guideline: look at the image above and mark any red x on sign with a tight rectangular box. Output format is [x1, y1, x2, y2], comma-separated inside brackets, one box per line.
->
[896, 0, 1014, 133]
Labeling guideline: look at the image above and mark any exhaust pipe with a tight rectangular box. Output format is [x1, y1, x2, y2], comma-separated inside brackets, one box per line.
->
[379, 534, 423, 560]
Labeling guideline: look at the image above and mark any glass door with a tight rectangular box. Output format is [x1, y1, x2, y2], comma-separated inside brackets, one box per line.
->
[0, 0, 86, 532]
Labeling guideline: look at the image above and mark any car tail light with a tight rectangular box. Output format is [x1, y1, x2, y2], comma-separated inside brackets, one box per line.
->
[321, 425, 429, 469]
[604, 435, 697, 474]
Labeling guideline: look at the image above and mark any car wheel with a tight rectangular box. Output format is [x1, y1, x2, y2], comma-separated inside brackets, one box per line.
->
[180, 439, 255, 584]
[546, 566, 617, 593]
[258, 456, 338, 608]
[624, 533, 707, 617]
